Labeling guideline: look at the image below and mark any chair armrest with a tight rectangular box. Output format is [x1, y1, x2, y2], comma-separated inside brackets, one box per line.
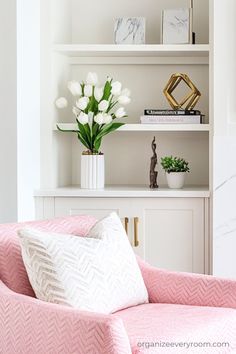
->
[137, 257, 236, 309]
[0, 281, 131, 354]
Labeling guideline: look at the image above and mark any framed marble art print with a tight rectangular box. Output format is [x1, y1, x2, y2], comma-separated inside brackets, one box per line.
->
[161, 8, 193, 44]
[114, 17, 145, 44]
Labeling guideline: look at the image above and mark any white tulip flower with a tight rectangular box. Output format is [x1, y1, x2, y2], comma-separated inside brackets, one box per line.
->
[121, 88, 131, 97]
[55, 97, 68, 109]
[115, 107, 126, 118]
[111, 81, 122, 96]
[78, 112, 89, 125]
[76, 96, 89, 110]
[84, 84, 93, 97]
[118, 95, 131, 105]
[103, 113, 112, 124]
[94, 113, 104, 125]
[67, 81, 82, 96]
[94, 87, 104, 102]
[86, 72, 98, 86]
[98, 100, 109, 112]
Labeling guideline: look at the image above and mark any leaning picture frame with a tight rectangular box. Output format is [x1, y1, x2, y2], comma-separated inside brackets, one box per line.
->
[114, 17, 146, 44]
[161, 8, 193, 44]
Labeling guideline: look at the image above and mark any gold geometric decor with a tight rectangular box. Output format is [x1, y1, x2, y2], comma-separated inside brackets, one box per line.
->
[163, 73, 201, 110]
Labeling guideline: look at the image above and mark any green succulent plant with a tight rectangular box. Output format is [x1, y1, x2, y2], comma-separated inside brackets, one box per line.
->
[161, 156, 190, 173]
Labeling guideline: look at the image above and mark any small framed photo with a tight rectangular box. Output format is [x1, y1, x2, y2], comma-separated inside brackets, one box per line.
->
[161, 8, 192, 44]
[114, 17, 145, 45]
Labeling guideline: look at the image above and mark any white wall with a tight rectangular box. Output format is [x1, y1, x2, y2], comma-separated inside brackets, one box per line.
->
[71, 0, 209, 44]
[0, 0, 40, 223]
[17, 0, 40, 221]
[0, 0, 17, 223]
[213, 0, 236, 278]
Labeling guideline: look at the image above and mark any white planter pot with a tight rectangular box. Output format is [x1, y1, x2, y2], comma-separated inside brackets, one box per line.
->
[166, 172, 186, 189]
[81, 154, 104, 189]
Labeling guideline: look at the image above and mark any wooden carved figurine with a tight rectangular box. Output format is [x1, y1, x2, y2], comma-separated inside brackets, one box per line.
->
[149, 137, 159, 189]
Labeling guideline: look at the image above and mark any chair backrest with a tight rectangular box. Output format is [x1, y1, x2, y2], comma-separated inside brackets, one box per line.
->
[0, 215, 96, 296]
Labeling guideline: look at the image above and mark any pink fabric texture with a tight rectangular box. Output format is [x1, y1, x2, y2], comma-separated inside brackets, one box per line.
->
[137, 257, 236, 309]
[0, 280, 131, 354]
[115, 303, 236, 353]
[0, 217, 236, 353]
[0, 215, 96, 296]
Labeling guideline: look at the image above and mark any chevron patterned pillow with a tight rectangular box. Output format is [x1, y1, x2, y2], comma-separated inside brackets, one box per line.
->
[18, 213, 148, 314]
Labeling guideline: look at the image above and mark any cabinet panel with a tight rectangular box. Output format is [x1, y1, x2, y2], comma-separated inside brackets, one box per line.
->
[54, 198, 135, 243]
[35, 197, 55, 219]
[54, 197, 128, 219]
[138, 198, 205, 273]
[145, 209, 193, 271]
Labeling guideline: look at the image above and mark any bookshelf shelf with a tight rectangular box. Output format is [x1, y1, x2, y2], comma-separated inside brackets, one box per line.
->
[55, 123, 210, 132]
[53, 44, 210, 58]
[35, 185, 210, 198]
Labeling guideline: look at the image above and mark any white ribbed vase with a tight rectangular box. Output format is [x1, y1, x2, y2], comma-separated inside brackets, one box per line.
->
[81, 154, 105, 189]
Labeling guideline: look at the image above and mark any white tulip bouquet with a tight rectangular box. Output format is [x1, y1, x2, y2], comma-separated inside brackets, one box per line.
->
[56, 72, 131, 154]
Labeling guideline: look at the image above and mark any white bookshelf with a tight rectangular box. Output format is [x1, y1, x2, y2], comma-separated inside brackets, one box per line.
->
[40, 0, 211, 192]
[37, 0, 212, 274]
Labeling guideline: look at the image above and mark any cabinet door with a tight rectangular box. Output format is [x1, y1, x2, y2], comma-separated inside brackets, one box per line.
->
[137, 198, 206, 274]
[35, 197, 55, 219]
[54, 197, 146, 252]
[54, 197, 133, 233]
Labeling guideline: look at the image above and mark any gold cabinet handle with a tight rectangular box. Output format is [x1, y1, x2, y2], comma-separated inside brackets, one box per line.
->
[134, 217, 139, 247]
[124, 217, 129, 235]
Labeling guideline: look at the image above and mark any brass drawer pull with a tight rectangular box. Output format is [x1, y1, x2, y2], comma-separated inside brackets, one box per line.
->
[124, 217, 129, 235]
[134, 217, 139, 247]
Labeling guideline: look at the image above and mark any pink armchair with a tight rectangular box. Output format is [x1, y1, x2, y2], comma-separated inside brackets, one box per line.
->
[0, 216, 236, 354]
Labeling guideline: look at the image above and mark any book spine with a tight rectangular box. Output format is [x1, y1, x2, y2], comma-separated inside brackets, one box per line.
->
[144, 109, 200, 116]
[140, 115, 202, 124]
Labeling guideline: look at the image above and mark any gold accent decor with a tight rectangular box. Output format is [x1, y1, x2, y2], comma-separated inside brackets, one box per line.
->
[134, 217, 139, 247]
[163, 73, 201, 110]
[124, 217, 129, 235]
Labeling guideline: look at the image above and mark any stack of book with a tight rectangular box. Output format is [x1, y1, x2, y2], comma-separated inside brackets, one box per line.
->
[140, 109, 203, 124]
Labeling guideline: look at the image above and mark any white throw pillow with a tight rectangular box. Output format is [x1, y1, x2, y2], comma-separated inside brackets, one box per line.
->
[18, 213, 148, 314]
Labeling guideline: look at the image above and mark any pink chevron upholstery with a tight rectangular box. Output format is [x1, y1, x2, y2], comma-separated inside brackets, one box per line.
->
[137, 257, 236, 309]
[0, 215, 96, 296]
[0, 280, 131, 354]
[1, 217, 236, 353]
[115, 303, 236, 353]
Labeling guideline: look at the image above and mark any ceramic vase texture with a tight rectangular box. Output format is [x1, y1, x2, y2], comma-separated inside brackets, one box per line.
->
[166, 172, 186, 189]
[81, 154, 104, 189]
